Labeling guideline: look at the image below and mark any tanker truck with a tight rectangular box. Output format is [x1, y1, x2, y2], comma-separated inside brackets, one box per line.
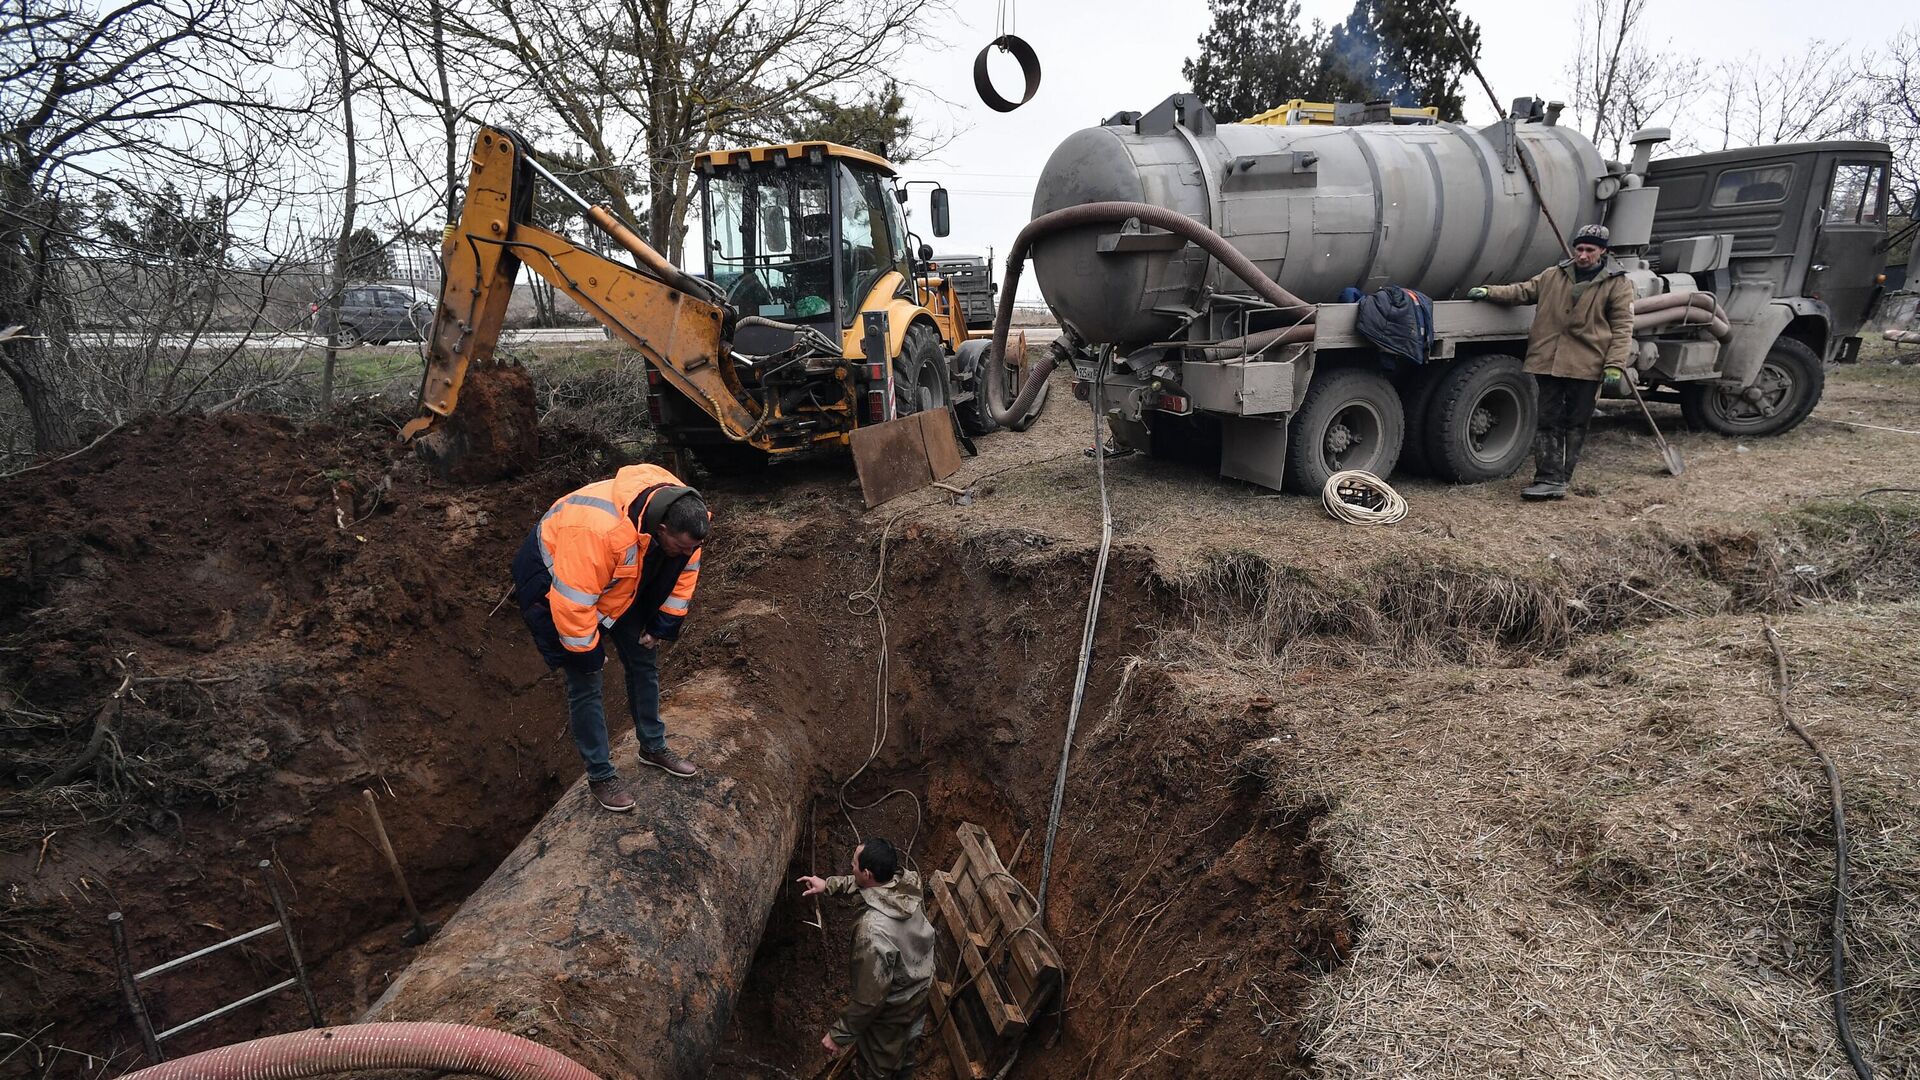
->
[979, 93, 1892, 492]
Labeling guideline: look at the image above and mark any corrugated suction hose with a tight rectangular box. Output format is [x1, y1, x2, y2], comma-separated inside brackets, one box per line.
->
[120, 1023, 602, 1080]
[984, 201, 1318, 430]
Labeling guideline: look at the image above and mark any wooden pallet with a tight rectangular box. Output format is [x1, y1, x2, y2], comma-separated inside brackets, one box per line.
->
[927, 823, 1062, 1079]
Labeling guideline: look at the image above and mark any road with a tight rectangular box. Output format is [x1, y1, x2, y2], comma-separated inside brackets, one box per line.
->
[76, 325, 1061, 351]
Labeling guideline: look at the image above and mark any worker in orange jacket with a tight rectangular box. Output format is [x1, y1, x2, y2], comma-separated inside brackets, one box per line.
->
[510, 464, 709, 812]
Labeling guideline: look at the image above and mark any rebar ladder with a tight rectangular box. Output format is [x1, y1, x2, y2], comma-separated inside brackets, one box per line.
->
[106, 859, 322, 1063]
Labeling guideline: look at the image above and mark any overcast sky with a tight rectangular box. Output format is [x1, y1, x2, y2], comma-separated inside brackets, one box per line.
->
[890, 0, 1906, 300]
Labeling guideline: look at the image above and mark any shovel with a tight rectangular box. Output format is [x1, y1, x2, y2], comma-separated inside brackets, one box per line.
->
[1613, 368, 1685, 476]
[362, 789, 438, 945]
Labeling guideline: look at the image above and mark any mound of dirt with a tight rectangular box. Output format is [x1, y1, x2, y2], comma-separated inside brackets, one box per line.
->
[0, 409, 613, 1067]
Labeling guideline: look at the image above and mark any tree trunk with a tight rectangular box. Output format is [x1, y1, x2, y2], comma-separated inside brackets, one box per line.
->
[0, 338, 76, 452]
[432, 0, 458, 224]
[322, 0, 360, 411]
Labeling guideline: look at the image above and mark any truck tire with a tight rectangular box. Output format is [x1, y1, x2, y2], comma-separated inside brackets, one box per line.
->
[1424, 354, 1537, 484]
[1679, 336, 1824, 437]
[953, 339, 1000, 435]
[1283, 367, 1404, 494]
[893, 323, 952, 418]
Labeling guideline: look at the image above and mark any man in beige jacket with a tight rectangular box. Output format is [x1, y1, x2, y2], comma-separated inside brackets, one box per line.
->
[800, 838, 936, 1078]
[1470, 223, 1637, 500]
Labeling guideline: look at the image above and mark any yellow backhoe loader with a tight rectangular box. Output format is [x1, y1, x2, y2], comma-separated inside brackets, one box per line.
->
[403, 126, 1036, 480]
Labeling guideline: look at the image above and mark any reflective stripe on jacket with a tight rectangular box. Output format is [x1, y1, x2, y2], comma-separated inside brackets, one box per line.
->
[535, 464, 703, 652]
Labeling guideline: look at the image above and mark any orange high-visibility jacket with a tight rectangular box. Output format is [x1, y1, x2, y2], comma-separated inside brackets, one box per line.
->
[535, 464, 703, 652]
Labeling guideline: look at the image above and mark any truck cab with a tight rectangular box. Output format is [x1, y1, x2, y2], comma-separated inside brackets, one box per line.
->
[1647, 142, 1893, 364]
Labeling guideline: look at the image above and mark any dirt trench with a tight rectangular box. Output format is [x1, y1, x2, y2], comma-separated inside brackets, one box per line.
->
[0, 412, 1348, 1079]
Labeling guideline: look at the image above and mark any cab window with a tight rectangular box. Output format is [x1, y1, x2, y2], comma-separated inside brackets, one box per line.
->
[705, 165, 834, 320]
[837, 163, 899, 324]
[1824, 163, 1887, 226]
[1710, 164, 1793, 207]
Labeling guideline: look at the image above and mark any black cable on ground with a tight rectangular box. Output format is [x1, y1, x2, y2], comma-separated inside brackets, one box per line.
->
[1035, 351, 1113, 918]
[1763, 621, 1873, 1080]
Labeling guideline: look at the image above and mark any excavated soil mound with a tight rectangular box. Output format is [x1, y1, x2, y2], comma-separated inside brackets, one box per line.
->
[1, 409, 612, 1067]
[2, 412, 1353, 1080]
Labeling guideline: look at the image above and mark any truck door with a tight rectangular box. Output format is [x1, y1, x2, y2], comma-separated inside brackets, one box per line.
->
[1806, 160, 1889, 339]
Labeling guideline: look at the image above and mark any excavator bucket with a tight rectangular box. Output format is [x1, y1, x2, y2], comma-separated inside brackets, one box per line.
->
[851, 407, 966, 508]
[411, 363, 540, 483]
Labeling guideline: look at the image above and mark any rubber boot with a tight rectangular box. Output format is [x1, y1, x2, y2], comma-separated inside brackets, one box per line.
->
[1562, 425, 1589, 484]
[1523, 429, 1568, 500]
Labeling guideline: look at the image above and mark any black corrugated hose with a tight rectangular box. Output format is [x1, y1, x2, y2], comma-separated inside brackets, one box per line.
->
[1764, 621, 1873, 1080]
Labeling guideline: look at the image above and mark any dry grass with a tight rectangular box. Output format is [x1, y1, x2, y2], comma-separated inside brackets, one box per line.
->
[1133, 596, 1919, 1079]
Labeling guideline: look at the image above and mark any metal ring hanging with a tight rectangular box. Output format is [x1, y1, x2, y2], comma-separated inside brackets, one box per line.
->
[973, 35, 1041, 113]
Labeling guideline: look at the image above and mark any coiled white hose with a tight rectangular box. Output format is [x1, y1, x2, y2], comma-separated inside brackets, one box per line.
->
[1322, 470, 1407, 525]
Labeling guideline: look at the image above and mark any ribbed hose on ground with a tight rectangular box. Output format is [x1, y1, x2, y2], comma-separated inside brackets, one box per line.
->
[120, 1023, 603, 1080]
[984, 201, 1318, 429]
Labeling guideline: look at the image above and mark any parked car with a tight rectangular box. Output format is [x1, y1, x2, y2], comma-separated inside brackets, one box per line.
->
[310, 284, 435, 347]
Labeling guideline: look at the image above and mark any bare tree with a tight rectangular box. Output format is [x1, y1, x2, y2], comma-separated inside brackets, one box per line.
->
[421, 0, 938, 263]
[1567, 0, 1703, 158]
[1712, 40, 1871, 151]
[0, 0, 300, 450]
[1859, 26, 1920, 219]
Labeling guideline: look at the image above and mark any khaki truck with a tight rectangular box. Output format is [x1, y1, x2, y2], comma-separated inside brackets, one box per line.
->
[1024, 94, 1893, 492]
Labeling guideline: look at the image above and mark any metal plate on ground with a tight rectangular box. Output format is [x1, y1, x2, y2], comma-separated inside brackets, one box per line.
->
[852, 408, 964, 508]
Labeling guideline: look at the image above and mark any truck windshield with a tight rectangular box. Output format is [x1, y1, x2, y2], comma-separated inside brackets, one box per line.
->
[705, 165, 835, 320]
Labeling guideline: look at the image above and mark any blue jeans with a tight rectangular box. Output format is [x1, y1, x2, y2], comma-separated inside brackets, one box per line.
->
[563, 615, 666, 781]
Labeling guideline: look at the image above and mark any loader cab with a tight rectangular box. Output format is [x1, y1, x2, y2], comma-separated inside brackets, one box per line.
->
[697, 142, 919, 339]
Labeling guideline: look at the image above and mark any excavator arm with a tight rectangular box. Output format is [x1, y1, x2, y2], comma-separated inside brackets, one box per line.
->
[403, 127, 761, 444]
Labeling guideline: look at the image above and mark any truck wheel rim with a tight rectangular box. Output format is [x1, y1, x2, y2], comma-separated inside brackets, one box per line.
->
[1322, 401, 1382, 471]
[1709, 360, 1793, 429]
[1466, 385, 1523, 464]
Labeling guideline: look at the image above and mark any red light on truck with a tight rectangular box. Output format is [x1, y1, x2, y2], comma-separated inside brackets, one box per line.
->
[646, 396, 663, 425]
[645, 367, 662, 388]
[867, 391, 886, 423]
[1151, 391, 1192, 416]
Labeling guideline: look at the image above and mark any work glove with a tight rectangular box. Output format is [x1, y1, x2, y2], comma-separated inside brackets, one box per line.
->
[1467, 287, 1489, 300]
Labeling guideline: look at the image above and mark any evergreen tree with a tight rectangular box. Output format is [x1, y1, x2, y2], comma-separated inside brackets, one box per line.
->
[1184, 0, 1482, 122]
[1322, 0, 1481, 118]
[785, 83, 915, 162]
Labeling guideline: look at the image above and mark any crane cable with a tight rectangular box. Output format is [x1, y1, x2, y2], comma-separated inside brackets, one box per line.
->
[1763, 621, 1873, 1080]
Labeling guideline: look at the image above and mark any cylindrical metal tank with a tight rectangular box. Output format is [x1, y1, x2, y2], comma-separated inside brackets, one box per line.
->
[1031, 97, 1609, 346]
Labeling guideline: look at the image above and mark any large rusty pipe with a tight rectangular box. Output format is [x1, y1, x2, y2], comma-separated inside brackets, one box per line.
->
[364, 674, 810, 1079]
[985, 201, 1318, 429]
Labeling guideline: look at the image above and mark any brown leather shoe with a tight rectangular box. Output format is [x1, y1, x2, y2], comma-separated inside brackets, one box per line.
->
[589, 777, 636, 812]
[638, 747, 698, 778]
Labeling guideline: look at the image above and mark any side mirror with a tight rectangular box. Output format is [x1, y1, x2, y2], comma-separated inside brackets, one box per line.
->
[930, 187, 951, 237]
[917, 243, 934, 262]
[760, 204, 788, 250]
